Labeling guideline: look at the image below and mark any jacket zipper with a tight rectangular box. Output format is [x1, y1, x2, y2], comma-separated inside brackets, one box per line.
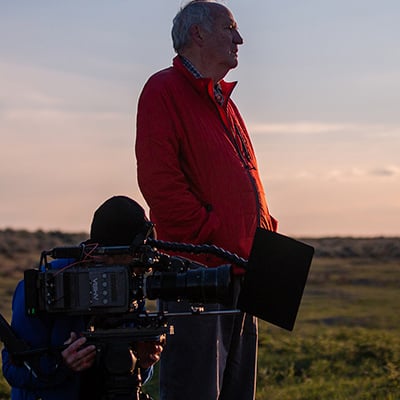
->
[221, 121, 262, 226]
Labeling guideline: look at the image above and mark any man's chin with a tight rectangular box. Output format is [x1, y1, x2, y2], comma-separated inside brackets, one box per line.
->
[227, 57, 239, 69]
[231, 60, 239, 69]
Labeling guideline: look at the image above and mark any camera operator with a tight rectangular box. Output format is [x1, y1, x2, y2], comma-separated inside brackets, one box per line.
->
[1, 196, 163, 400]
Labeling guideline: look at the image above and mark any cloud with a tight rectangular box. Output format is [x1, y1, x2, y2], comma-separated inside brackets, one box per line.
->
[322, 166, 400, 181]
[369, 166, 400, 177]
[0, 60, 133, 116]
[248, 121, 400, 137]
[250, 122, 351, 134]
[267, 165, 400, 183]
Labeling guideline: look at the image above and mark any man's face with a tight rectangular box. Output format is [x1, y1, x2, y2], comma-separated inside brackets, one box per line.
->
[202, 5, 243, 73]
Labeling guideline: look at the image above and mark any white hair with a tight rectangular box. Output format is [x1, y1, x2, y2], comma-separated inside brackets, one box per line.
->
[172, 1, 219, 53]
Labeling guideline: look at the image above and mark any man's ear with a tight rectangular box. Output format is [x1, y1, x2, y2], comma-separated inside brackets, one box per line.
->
[189, 24, 204, 46]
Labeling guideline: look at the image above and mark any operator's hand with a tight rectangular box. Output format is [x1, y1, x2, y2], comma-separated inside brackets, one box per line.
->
[61, 332, 96, 372]
[136, 336, 165, 369]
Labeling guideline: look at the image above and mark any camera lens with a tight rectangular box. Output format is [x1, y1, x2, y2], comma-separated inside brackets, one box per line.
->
[145, 265, 232, 305]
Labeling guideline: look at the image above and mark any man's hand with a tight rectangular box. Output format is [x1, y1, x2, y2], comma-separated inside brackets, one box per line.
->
[61, 332, 96, 372]
[136, 337, 164, 369]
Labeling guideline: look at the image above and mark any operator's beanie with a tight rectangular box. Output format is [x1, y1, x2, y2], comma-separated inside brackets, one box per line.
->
[89, 195, 148, 246]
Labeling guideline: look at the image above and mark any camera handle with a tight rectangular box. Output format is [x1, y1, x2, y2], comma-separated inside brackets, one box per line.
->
[83, 325, 167, 400]
[95, 340, 151, 400]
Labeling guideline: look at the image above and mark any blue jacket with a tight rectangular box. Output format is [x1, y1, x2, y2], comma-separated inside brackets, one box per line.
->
[2, 259, 152, 400]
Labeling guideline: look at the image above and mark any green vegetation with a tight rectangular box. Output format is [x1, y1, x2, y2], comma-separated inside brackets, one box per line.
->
[1, 231, 399, 399]
[256, 327, 400, 400]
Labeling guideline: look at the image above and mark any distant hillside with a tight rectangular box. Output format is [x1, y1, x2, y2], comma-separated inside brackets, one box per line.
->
[304, 236, 400, 259]
[0, 229, 88, 277]
[1, 229, 399, 269]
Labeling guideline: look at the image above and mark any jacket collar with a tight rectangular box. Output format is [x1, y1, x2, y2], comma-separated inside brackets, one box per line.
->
[172, 55, 237, 106]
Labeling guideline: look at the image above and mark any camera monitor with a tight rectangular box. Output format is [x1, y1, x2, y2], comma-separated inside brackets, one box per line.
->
[238, 228, 314, 331]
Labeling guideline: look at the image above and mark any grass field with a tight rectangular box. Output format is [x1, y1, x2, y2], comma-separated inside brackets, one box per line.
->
[1, 231, 399, 399]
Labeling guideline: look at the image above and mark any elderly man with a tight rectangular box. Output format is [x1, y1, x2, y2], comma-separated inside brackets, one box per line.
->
[135, 1, 277, 399]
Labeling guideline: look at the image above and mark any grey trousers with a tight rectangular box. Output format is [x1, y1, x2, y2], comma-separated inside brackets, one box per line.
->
[159, 292, 258, 400]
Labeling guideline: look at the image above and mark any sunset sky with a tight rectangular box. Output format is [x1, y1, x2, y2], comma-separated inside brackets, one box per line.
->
[1, 0, 400, 237]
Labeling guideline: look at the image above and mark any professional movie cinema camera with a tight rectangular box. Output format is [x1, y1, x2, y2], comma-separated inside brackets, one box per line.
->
[1, 227, 314, 400]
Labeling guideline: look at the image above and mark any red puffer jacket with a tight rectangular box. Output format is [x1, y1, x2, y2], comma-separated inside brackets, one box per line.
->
[136, 56, 277, 272]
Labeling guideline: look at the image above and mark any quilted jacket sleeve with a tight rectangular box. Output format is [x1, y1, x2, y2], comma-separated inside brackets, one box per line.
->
[135, 75, 220, 244]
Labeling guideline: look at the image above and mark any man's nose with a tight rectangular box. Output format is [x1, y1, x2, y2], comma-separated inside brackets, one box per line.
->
[233, 29, 243, 45]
